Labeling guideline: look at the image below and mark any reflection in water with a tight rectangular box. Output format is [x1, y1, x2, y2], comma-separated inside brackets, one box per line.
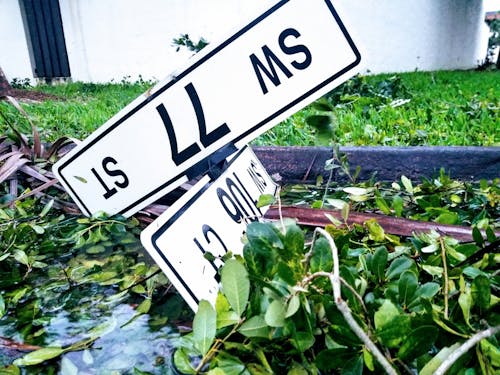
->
[59, 304, 177, 374]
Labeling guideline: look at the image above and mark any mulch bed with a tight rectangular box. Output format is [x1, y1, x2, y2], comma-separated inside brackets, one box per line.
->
[0, 88, 61, 102]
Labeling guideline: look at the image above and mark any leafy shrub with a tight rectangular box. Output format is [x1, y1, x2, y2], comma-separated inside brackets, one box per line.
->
[174, 210, 499, 374]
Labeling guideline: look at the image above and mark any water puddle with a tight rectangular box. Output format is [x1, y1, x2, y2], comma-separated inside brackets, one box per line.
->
[0, 223, 193, 374]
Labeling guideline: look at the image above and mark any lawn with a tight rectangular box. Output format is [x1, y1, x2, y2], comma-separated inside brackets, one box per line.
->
[0, 70, 498, 146]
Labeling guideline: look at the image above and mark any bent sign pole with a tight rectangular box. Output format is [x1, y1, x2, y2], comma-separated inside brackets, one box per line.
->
[53, 0, 361, 218]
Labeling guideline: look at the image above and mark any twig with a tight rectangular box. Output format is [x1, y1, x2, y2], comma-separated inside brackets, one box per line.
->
[314, 228, 398, 375]
[434, 325, 500, 375]
[195, 320, 243, 373]
[13, 179, 59, 202]
[340, 278, 369, 316]
[439, 237, 449, 320]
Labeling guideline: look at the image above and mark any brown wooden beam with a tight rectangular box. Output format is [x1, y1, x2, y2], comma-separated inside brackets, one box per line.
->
[264, 205, 499, 243]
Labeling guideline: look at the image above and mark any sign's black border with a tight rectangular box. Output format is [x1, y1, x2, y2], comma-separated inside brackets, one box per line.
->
[56, 0, 361, 216]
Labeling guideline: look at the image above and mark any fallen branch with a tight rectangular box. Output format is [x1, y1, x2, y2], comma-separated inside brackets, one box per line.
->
[0, 336, 42, 352]
[312, 228, 399, 375]
[264, 205, 499, 243]
[434, 325, 500, 375]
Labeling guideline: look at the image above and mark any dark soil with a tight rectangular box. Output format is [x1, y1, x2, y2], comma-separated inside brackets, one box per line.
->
[0, 88, 61, 102]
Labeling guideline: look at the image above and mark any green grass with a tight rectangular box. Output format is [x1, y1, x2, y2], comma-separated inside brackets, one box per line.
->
[0, 80, 151, 142]
[0, 70, 498, 146]
[255, 70, 500, 146]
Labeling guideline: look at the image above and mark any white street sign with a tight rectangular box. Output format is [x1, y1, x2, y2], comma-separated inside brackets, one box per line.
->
[53, 0, 361, 217]
[140, 146, 278, 311]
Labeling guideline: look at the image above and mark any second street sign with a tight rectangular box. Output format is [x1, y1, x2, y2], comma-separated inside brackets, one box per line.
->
[53, 0, 361, 217]
[140, 146, 278, 311]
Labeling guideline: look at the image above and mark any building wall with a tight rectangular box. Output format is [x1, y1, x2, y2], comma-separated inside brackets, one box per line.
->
[1, 0, 489, 83]
[0, 0, 34, 83]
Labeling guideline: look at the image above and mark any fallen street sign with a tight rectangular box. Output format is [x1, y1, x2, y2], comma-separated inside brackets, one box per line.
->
[140, 146, 278, 311]
[53, 0, 361, 217]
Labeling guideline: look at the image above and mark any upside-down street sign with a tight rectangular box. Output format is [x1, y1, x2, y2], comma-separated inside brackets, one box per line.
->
[53, 0, 361, 217]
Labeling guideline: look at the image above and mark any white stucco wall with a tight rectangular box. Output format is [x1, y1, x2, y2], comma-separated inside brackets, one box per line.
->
[58, 0, 277, 83]
[1, 0, 490, 83]
[0, 0, 34, 83]
[346, 0, 487, 73]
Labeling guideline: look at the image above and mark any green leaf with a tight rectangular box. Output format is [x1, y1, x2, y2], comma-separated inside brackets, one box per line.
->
[13, 250, 29, 266]
[291, 331, 315, 352]
[458, 286, 473, 327]
[397, 325, 438, 360]
[472, 226, 484, 246]
[472, 275, 491, 310]
[401, 175, 413, 194]
[311, 99, 333, 112]
[30, 224, 45, 234]
[421, 242, 439, 253]
[306, 115, 333, 142]
[486, 226, 497, 243]
[193, 300, 216, 356]
[374, 300, 400, 330]
[316, 348, 357, 371]
[285, 294, 300, 318]
[480, 339, 500, 368]
[0, 365, 21, 374]
[288, 364, 308, 375]
[420, 343, 461, 375]
[415, 282, 441, 299]
[215, 293, 231, 313]
[136, 298, 152, 314]
[386, 256, 414, 280]
[392, 195, 404, 217]
[256, 194, 276, 208]
[284, 223, 305, 258]
[277, 262, 296, 284]
[376, 314, 411, 348]
[343, 187, 370, 196]
[366, 219, 385, 242]
[221, 259, 249, 317]
[371, 246, 388, 282]
[85, 244, 106, 254]
[0, 294, 5, 319]
[398, 270, 418, 305]
[173, 348, 196, 374]
[265, 299, 286, 327]
[421, 264, 444, 277]
[435, 211, 459, 225]
[246, 222, 284, 253]
[206, 369, 226, 375]
[341, 355, 363, 375]
[238, 315, 270, 338]
[213, 353, 246, 374]
[13, 347, 64, 366]
[11, 287, 28, 304]
[310, 237, 333, 272]
[73, 175, 88, 183]
[216, 311, 240, 329]
[375, 196, 391, 214]
[363, 347, 375, 372]
[88, 317, 117, 338]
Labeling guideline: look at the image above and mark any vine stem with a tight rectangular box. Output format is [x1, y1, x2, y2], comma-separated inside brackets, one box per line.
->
[434, 325, 500, 375]
[314, 228, 398, 375]
[439, 237, 449, 319]
[195, 320, 243, 373]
